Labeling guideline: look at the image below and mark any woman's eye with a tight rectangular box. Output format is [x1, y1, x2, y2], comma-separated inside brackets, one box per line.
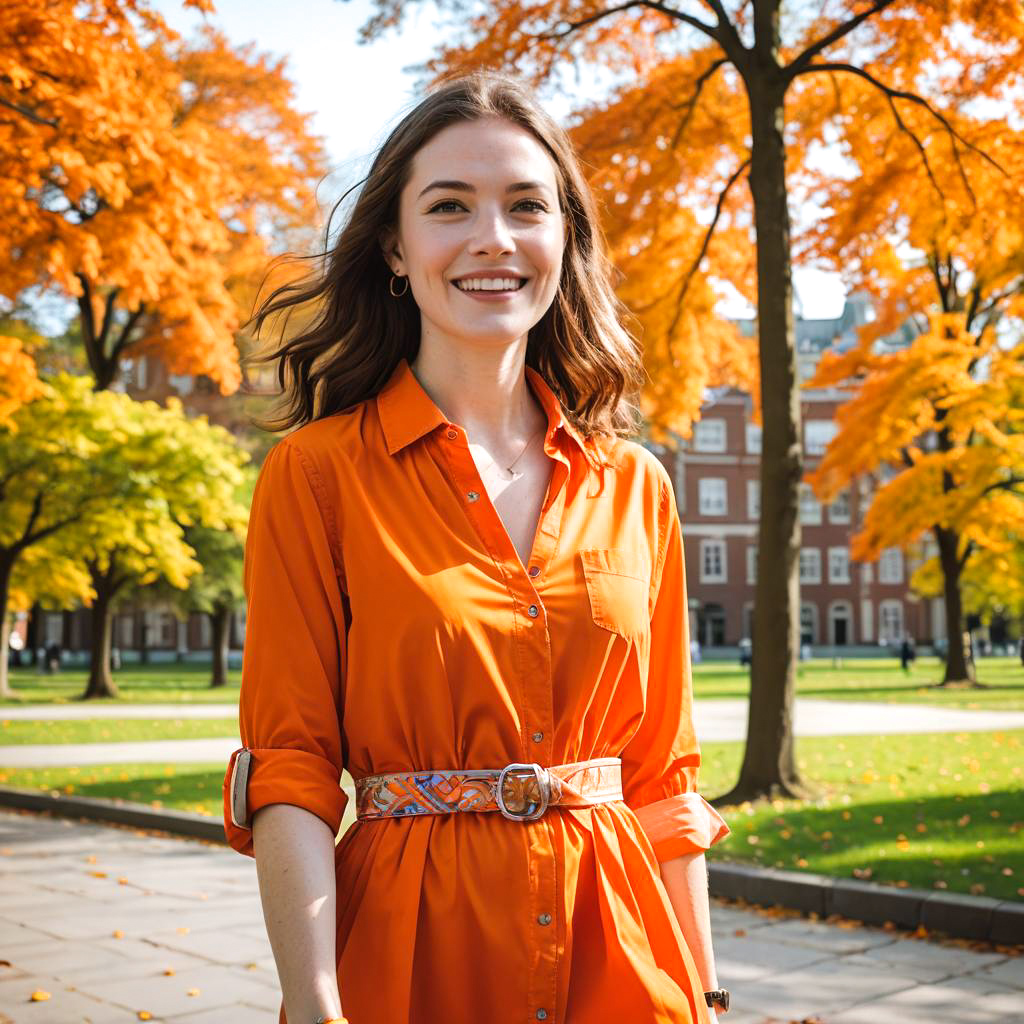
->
[426, 199, 549, 214]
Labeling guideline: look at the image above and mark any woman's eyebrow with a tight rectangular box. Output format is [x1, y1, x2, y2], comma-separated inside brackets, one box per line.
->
[417, 179, 552, 199]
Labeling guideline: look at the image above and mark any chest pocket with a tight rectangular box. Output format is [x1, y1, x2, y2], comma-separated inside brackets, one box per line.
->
[579, 548, 651, 640]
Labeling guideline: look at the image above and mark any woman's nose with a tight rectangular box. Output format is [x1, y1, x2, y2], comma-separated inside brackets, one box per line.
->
[469, 207, 515, 253]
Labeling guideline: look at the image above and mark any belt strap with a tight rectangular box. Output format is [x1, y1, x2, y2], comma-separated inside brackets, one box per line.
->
[355, 756, 623, 822]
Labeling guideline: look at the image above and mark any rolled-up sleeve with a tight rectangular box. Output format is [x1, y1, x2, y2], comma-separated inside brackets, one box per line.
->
[222, 438, 348, 858]
[621, 474, 731, 862]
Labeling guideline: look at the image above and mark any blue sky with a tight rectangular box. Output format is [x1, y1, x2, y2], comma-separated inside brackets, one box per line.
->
[158, 0, 847, 321]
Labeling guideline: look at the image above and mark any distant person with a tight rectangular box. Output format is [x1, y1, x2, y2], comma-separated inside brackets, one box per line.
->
[899, 636, 914, 673]
[45, 641, 61, 673]
[739, 637, 752, 667]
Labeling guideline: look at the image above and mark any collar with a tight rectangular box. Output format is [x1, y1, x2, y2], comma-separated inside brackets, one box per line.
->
[376, 356, 598, 470]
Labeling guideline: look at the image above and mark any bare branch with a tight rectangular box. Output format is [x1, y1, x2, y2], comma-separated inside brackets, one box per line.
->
[669, 56, 728, 149]
[793, 61, 1008, 210]
[0, 96, 58, 128]
[666, 156, 751, 348]
[537, 1, 722, 46]
[785, 0, 899, 79]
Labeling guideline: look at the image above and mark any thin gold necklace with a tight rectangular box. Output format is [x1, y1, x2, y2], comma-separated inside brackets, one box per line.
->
[497, 427, 545, 481]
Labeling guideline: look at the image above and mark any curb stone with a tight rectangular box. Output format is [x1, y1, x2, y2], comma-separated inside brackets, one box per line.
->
[1, 785, 1021, 948]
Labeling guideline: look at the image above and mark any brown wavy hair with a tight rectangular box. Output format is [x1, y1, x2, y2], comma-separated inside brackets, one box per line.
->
[246, 69, 646, 452]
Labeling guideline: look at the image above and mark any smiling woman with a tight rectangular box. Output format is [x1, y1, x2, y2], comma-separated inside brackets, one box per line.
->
[225, 70, 730, 1024]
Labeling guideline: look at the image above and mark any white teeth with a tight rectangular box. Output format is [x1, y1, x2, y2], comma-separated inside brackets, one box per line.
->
[454, 277, 524, 291]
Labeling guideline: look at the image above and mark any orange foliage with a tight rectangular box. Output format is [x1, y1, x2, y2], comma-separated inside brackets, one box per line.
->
[0, 1, 328, 391]
[0, 336, 44, 426]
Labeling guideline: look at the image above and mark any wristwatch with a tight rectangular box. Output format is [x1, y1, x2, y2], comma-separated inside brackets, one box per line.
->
[705, 988, 730, 1012]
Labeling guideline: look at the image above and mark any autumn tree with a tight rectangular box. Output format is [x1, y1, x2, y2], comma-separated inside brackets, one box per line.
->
[0, 0, 328, 392]
[802, 87, 1024, 685]
[344, 0, 1024, 802]
[0, 374, 249, 699]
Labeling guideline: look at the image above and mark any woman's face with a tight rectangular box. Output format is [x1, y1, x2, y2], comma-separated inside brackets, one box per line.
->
[382, 116, 568, 350]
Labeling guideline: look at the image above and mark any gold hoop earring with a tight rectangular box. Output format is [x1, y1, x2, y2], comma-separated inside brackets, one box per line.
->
[389, 274, 409, 297]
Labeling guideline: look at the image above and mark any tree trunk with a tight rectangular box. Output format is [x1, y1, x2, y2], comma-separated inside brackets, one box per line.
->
[209, 604, 231, 688]
[934, 524, 978, 686]
[0, 554, 15, 698]
[81, 559, 126, 699]
[713, 51, 813, 806]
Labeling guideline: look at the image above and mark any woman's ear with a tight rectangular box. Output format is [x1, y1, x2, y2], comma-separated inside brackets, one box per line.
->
[379, 229, 403, 275]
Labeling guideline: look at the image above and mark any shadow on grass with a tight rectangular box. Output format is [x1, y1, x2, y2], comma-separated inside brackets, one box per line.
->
[707, 787, 1022, 901]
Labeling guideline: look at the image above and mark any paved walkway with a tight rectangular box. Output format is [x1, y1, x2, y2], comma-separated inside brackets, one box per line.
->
[0, 809, 1019, 1023]
[3, 699, 1024, 766]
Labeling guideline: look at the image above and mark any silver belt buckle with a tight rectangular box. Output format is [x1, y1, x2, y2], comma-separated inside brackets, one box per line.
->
[496, 762, 551, 821]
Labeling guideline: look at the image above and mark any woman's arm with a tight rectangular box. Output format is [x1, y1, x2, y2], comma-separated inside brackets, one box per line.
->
[659, 850, 720, 997]
[253, 804, 344, 1023]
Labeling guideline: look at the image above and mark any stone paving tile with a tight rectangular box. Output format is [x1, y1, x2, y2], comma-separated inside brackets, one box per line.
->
[744, 915, 898, 955]
[709, 932, 836, 982]
[164, 1001, 280, 1023]
[964, 954, 1024, 989]
[826, 973, 1024, 1022]
[68, 962, 281, 1019]
[726, 956, 922, 1020]
[0, 974, 142, 1023]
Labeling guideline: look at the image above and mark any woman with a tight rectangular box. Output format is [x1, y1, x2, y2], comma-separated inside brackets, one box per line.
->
[222, 70, 732, 1024]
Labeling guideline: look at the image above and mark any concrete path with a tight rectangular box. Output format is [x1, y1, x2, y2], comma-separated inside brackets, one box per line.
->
[0, 809, 1020, 1023]
[3, 699, 1024, 767]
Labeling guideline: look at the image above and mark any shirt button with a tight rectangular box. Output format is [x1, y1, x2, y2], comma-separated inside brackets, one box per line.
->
[446, 429, 458, 439]
[536, 1011, 548, 1021]
[528, 565, 541, 577]
[538, 913, 552, 925]
[532, 731, 544, 743]
[467, 491, 479, 502]
[527, 604, 539, 617]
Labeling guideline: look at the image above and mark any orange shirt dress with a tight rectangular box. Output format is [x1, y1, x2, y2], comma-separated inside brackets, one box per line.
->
[222, 356, 731, 1024]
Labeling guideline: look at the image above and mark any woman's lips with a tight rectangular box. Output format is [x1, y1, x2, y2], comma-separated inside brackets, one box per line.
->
[451, 279, 529, 301]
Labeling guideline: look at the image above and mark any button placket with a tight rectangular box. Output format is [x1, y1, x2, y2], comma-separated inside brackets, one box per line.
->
[437, 419, 565, 1024]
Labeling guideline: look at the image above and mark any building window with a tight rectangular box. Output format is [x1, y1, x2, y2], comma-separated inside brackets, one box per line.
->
[198, 613, 212, 649]
[861, 598, 874, 642]
[800, 602, 818, 644]
[694, 418, 727, 453]
[118, 615, 134, 649]
[879, 600, 904, 643]
[745, 422, 762, 454]
[828, 547, 850, 584]
[828, 488, 851, 524]
[800, 547, 821, 584]
[700, 539, 727, 582]
[699, 478, 728, 516]
[799, 483, 822, 525]
[879, 547, 904, 584]
[747, 544, 758, 584]
[747, 479, 760, 520]
[43, 613, 64, 647]
[805, 419, 838, 456]
[861, 561, 874, 584]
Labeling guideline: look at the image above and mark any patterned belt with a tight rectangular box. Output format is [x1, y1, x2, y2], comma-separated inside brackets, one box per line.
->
[355, 756, 623, 822]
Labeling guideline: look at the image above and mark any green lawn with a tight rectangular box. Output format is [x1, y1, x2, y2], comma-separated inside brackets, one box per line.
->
[1, 663, 240, 705]
[693, 655, 1024, 710]
[2, 729, 1020, 903]
[4, 655, 1021, 709]
[0, 718, 240, 744]
[701, 729, 1024, 903]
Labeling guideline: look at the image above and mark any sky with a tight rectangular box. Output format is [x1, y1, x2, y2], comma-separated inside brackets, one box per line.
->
[155, 0, 848, 321]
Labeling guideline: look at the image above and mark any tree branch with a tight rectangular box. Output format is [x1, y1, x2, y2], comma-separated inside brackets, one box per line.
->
[793, 61, 1007, 208]
[669, 56, 728, 148]
[665, 156, 751, 348]
[537, 1, 722, 46]
[0, 96, 59, 128]
[785, 0, 899, 79]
